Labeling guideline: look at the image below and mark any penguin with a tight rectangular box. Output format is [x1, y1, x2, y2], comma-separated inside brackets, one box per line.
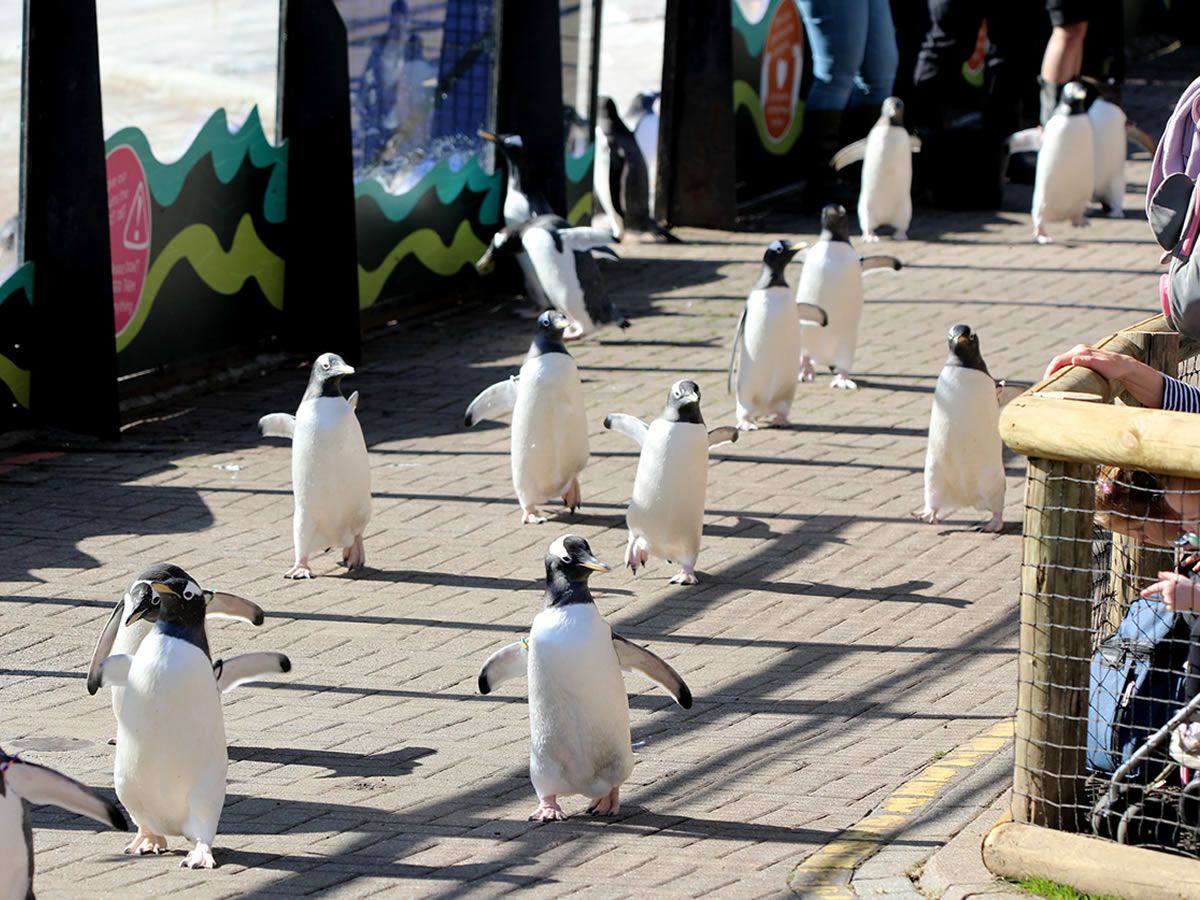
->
[625, 91, 660, 209]
[0, 748, 128, 899]
[918, 324, 1005, 533]
[728, 240, 829, 429]
[464, 311, 590, 524]
[477, 535, 691, 821]
[476, 215, 629, 339]
[594, 97, 679, 243]
[1084, 86, 1128, 219]
[604, 380, 738, 584]
[831, 97, 921, 242]
[86, 563, 264, 727]
[92, 578, 290, 868]
[479, 130, 553, 227]
[258, 353, 372, 579]
[797, 204, 902, 391]
[1031, 80, 1094, 244]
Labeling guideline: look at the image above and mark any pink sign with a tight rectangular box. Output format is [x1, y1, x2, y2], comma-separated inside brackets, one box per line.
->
[106, 145, 152, 337]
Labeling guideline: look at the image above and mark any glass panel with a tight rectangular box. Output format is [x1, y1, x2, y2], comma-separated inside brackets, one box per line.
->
[0, 1, 21, 278]
[341, 0, 498, 190]
[561, 0, 598, 224]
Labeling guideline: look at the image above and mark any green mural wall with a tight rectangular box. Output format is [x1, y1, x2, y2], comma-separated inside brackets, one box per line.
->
[0, 261, 33, 430]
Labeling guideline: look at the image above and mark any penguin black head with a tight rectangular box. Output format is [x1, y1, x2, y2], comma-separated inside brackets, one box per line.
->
[597, 96, 628, 137]
[479, 130, 525, 167]
[544, 534, 609, 607]
[755, 239, 800, 289]
[1055, 81, 1090, 117]
[663, 379, 703, 424]
[946, 324, 990, 374]
[530, 310, 570, 357]
[125, 575, 206, 628]
[304, 352, 355, 400]
[625, 90, 659, 120]
[881, 96, 905, 127]
[137, 578, 211, 656]
[820, 204, 851, 243]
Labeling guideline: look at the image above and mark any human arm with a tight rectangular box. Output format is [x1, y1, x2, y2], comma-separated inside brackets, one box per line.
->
[1043, 344, 1166, 408]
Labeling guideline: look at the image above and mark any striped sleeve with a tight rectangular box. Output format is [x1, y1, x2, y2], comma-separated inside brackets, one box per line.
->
[1162, 375, 1200, 413]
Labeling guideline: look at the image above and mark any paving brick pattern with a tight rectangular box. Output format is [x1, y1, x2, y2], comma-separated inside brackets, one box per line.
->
[1, 50, 1195, 898]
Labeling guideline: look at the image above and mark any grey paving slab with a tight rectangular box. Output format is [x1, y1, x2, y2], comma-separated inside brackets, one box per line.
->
[1, 38, 1196, 900]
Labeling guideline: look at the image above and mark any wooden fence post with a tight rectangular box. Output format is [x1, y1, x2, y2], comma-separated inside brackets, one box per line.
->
[1013, 456, 1096, 830]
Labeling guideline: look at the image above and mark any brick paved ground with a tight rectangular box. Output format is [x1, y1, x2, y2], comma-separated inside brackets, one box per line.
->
[1, 46, 1195, 899]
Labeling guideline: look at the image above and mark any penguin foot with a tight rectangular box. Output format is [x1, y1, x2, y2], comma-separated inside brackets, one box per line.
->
[341, 535, 366, 570]
[862, 232, 880, 243]
[769, 413, 790, 426]
[979, 512, 1004, 533]
[737, 419, 759, 431]
[624, 536, 650, 572]
[915, 508, 940, 525]
[1107, 207, 1125, 220]
[829, 373, 858, 390]
[587, 787, 621, 817]
[180, 843, 216, 869]
[125, 829, 168, 855]
[561, 478, 582, 513]
[284, 563, 314, 579]
[1071, 216, 1090, 228]
[669, 568, 699, 585]
[522, 509, 548, 525]
[563, 322, 586, 340]
[529, 798, 566, 822]
[893, 231, 908, 241]
[799, 357, 816, 383]
[1034, 226, 1053, 244]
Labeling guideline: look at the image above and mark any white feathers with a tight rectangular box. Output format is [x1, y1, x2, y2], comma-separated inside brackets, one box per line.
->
[858, 119, 916, 241]
[921, 365, 1006, 530]
[733, 284, 803, 428]
[798, 240, 866, 381]
[548, 535, 571, 563]
[1032, 108, 1094, 243]
[464, 377, 519, 427]
[511, 354, 590, 517]
[1089, 96, 1128, 216]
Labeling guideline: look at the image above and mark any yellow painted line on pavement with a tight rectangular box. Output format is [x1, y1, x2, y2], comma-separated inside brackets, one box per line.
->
[788, 717, 1015, 897]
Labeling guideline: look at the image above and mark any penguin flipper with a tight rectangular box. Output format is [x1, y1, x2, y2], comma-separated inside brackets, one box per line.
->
[611, 632, 692, 708]
[86, 601, 124, 695]
[707, 426, 739, 448]
[213, 652, 291, 692]
[348, 390, 359, 411]
[909, 135, 922, 153]
[464, 377, 519, 427]
[795, 303, 828, 327]
[92, 654, 133, 690]
[831, 139, 868, 171]
[3, 758, 129, 831]
[860, 255, 902, 274]
[478, 640, 528, 694]
[608, 149, 627, 222]
[603, 413, 649, 447]
[205, 591, 265, 626]
[559, 227, 617, 252]
[1005, 127, 1043, 154]
[258, 413, 297, 439]
[574, 251, 629, 328]
[728, 308, 746, 395]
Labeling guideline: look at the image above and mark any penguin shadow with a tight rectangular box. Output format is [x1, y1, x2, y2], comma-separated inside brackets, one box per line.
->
[703, 516, 776, 539]
[929, 520, 1020, 537]
[703, 576, 972, 607]
[227, 745, 435, 779]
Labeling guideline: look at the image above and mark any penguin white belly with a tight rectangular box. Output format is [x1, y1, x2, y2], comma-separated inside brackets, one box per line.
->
[511, 354, 590, 505]
[924, 367, 1005, 513]
[1089, 99, 1126, 211]
[504, 189, 532, 227]
[634, 114, 658, 206]
[738, 288, 801, 417]
[109, 612, 152, 720]
[527, 605, 633, 800]
[860, 126, 912, 229]
[626, 420, 708, 562]
[593, 133, 621, 238]
[798, 243, 864, 373]
[522, 230, 594, 331]
[0, 790, 29, 900]
[1033, 117, 1094, 224]
[291, 396, 372, 551]
[114, 633, 226, 840]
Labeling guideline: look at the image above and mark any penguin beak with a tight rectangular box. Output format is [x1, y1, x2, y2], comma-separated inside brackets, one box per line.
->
[126, 582, 174, 626]
[330, 361, 356, 378]
[478, 130, 498, 143]
[577, 552, 611, 573]
[681, 391, 700, 404]
[549, 312, 569, 330]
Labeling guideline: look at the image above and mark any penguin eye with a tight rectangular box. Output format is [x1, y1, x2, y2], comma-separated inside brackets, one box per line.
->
[322, 361, 331, 370]
[151, 595, 161, 606]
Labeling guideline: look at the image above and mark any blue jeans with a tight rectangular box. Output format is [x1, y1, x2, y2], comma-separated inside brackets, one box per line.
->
[797, 0, 899, 112]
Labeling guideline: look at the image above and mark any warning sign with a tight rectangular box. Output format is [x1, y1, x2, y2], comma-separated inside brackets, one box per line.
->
[760, 0, 804, 143]
[106, 144, 152, 337]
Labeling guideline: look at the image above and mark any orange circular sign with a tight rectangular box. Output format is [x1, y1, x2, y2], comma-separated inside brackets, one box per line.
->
[760, 0, 804, 143]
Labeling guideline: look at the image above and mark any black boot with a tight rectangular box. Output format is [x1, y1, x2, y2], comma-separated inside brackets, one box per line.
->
[800, 109, 844, 211]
